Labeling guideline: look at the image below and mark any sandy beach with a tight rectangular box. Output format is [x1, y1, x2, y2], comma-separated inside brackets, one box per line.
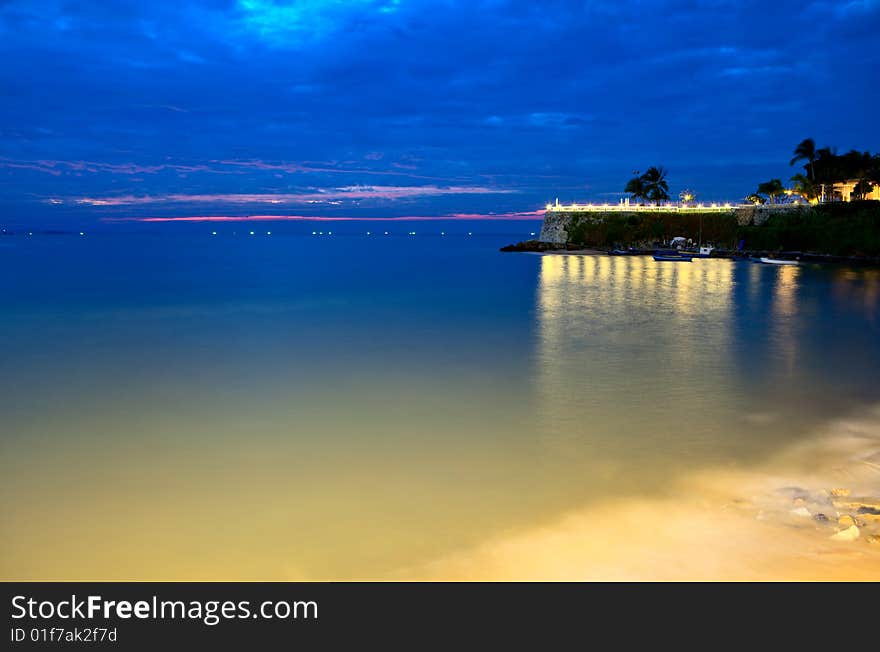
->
[398, 405, 880, 581]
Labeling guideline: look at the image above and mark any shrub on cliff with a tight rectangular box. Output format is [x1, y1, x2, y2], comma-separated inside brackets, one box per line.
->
[564, 211, 738, 248]
[738, 201, 880, 255]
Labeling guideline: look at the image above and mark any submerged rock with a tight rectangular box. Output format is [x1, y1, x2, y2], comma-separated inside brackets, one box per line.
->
[776, 486, 809, 499]
[866, 535, 880, 545]
[813, 513, 829, 523]
[830, 525, 860, 542]
[500, 239, 557, 252]
[833, 497, 880, 512]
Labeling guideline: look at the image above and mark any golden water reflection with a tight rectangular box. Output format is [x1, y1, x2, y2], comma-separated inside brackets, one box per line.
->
[2, 254, 878, 580]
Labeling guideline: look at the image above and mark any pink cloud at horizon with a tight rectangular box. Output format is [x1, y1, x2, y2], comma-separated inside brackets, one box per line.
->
[0, 158, 214, 176]
[100, 210, 545, 223]
[61, 185, 517, 207]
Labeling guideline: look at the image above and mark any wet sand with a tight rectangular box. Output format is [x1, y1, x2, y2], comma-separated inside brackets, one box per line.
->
[396, 406, 880, 581]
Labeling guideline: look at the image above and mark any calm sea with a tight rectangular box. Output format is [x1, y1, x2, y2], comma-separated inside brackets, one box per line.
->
[2, 221, 879, 579]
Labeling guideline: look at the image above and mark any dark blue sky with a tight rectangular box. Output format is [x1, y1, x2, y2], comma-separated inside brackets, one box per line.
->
[2, 0, 878, 226]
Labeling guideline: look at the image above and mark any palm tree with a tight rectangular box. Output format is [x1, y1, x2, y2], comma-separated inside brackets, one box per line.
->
[813, 146, 838, 202]
[841, 150, 876, 201]
[851, 178, 874, 201]
[790, 138, 817, 181]
[624, 175, 647, 204]
[790, 173, 817, 202]
[756, 179, 785, 204]
[641, 166, 670, 204]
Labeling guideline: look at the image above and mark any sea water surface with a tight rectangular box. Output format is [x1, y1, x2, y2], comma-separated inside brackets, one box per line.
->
[2, 222, 879, 580]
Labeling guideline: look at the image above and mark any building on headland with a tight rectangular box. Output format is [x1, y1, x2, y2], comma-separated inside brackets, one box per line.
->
[831, 180, 880, 202]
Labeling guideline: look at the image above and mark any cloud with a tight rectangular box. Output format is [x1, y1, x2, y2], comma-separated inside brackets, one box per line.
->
[0, 158, 214, 176]
[100, 209, 544, 223]
[59, 185, 517, 207]
[1, 0, 879, 226]
[719, 65, 793, 77]
[232, 0, 404, 46]
[808, 0, 880, 17]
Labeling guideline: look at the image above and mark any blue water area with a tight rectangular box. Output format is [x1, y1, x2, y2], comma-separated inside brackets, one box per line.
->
[1, 222, 879, 579]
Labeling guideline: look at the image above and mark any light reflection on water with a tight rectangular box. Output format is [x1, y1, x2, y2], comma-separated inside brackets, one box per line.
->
[1, 237, 879, 579]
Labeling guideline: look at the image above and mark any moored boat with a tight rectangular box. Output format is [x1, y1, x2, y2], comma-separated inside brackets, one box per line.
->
[653, 254, 693, 262]
[681, 246, 715, 258]
[759, 257, 799, 265]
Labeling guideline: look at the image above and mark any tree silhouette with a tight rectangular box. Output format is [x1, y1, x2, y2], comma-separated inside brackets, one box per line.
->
[790, 138, 817, 181]
[624, 175, 647, 204]
[640, 166, 670, 204]
[755, 179, 785, 204]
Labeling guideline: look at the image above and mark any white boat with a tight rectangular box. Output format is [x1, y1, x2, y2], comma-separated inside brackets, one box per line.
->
[759, 257, 799, 265]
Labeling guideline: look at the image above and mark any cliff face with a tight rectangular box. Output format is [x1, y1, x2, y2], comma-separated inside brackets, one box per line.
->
[539, 208, 754, 247]
[539, 205, 796, 244]
[536, 202, 880, 255]
[538, 211, 574, 244]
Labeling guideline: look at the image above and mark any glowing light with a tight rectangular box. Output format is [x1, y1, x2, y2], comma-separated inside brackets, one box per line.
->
[249, 231, 255, 235]
[384, 231, 389, 235]
[79, 232, 84, 236]
[266, 231, 271, 235]
[211, 231, 217, 235]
